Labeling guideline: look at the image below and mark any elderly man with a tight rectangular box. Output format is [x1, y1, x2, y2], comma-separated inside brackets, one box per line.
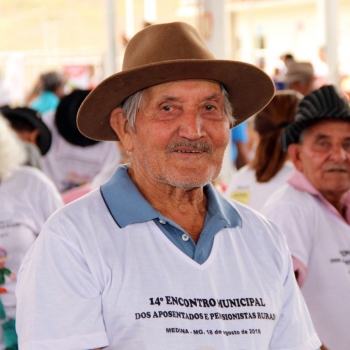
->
[16, 22, 320, 350]
[263, 85, 350, 349]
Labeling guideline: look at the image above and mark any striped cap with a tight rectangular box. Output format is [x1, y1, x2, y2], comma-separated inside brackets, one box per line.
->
[281, 85, 350, 150]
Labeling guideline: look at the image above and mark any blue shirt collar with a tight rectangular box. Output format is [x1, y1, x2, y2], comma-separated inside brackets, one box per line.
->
[100, 164, 242, 229]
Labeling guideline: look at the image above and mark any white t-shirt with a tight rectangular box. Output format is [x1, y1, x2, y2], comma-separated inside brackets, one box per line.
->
[41, 111, 120, 192]
[225, 162, 294, 211]
[16, 190, 320, 350]
[0, 166, 63, 349]
[262, 185, 350, 349]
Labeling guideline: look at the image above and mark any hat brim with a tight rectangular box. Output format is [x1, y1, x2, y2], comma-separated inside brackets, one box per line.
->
[77, 60, 275, 141]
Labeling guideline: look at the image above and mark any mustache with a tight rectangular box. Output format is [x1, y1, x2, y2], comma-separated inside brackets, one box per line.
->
[165, 142, 214, 154]
[324, 164, 349, 172]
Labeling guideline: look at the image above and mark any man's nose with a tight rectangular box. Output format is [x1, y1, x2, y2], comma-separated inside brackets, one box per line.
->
[177, 110, 204, 140]
[330, 144, 348, 161]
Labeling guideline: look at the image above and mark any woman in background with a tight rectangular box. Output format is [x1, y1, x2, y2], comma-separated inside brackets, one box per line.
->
[0, 114, 62, 349]
[28, 71, 67, 115]
[225, 90, 302, 211]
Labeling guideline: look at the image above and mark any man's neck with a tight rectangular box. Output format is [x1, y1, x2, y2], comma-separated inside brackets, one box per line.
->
[128, 167, 207, 243]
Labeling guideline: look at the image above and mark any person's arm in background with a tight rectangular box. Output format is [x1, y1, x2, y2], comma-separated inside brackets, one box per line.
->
[235, 141, 250, 169]
[231, 121, 250, 169]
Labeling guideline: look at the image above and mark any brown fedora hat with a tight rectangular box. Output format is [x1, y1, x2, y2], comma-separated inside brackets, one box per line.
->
[77, 22, 275, 141]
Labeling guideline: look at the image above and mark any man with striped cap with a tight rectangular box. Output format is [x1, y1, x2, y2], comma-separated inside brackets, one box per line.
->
[263, 85, 350, 349]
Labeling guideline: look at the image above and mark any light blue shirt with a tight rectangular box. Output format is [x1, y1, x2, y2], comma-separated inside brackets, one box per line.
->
[29, 91, 60, 115]
[100, 164, 242, 264]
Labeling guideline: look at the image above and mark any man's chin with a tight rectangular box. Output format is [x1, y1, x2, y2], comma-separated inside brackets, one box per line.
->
[160, 178, 212, 190]
[154, 171, 218, 189]
[323, 173, 350, 185]
[143, 163, 221, 190]
[321, 181, 350, 195]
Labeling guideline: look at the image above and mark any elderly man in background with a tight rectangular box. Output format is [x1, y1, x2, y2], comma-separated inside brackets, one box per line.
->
[284, 61, 315, 96]
[16, 22, 321, 350]
[263, 85, 350, 349]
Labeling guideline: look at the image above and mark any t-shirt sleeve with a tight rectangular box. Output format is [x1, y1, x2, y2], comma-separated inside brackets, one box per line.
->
[16, 221, 108, 350]
[33, 171, 64, 234]
[268, 223, 321, 350]
[262, 201, 314, 268]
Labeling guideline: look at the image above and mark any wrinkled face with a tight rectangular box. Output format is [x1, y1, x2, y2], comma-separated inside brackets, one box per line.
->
[129, 80, 230, 189]
[289, 120, 350, 198]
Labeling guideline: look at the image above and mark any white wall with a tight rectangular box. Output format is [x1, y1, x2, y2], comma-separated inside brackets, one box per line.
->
[227, 0, 350, 80]
[231, 3, 318, 74]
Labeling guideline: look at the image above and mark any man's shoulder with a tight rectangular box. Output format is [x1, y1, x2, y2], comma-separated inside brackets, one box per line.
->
[45, 189, 106, 229]
[10, 164, 41, 178]
[261, 184, 320, 229]
[264, 183, 314, 209]
[6, 166, 55, 189]
[58, 188, 104, 214]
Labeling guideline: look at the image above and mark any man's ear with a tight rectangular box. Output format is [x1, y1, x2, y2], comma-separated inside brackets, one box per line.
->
[287, 143, 303, 172]
[110, 107, 134, 152]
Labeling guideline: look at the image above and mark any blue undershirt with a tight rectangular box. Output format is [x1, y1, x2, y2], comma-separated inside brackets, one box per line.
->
[100, 164, 241, 264]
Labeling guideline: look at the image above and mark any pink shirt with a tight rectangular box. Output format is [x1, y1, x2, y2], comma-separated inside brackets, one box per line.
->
[287, 170, 350, 287]
[62, 183, 92, 204]
[288, 170, 350, 225]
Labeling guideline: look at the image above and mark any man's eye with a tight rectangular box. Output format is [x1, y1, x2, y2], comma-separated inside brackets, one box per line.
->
[205, 105, 214, 111]
[162, 106, 172, 111]
[317, 140, 328, 147]
[314, 140, 331, 151]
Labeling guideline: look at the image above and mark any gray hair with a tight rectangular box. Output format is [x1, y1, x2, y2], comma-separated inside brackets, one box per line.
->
[122, 83, 235, 130]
